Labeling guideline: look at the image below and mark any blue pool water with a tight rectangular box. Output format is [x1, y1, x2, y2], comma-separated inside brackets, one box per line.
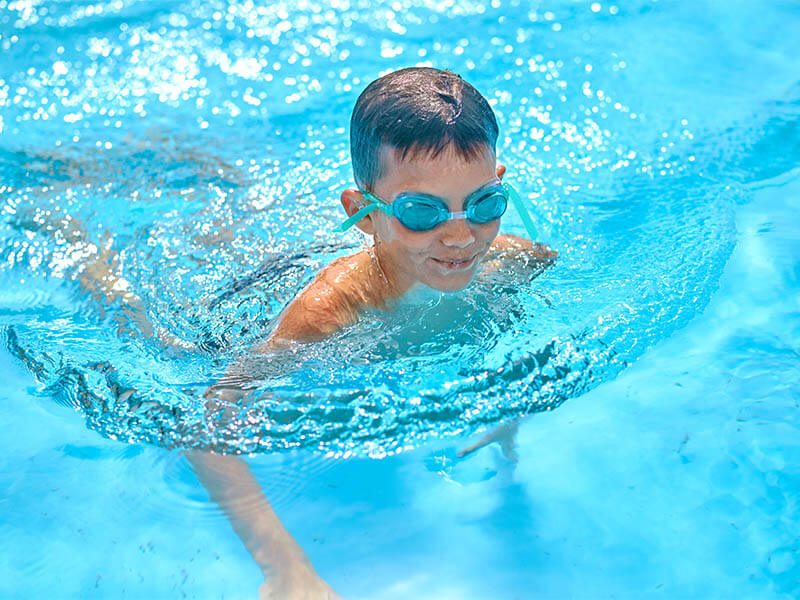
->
[1, 0, 799, 597]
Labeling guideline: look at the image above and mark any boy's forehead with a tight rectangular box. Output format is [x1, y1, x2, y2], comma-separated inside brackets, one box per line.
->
[376, 144, 496, 194]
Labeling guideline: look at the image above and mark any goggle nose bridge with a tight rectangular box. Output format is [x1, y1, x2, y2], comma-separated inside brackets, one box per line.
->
[444, 211, 469, 221]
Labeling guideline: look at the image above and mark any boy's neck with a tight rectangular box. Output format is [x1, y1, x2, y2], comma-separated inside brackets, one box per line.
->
[369, 242, 411, 300]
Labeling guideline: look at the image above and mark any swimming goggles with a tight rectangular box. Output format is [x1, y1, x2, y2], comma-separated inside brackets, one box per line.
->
[337, 178, 538, 240]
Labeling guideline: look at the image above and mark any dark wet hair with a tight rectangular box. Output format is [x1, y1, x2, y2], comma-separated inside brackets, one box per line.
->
[350, 67, 499, 191]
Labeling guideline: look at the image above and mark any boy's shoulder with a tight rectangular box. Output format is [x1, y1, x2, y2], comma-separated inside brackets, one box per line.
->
[259, 250, 381, 348]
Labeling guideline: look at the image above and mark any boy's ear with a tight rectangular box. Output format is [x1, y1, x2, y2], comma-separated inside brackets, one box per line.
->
[340, 189, 376, 235]
[496, 163, 506, 179]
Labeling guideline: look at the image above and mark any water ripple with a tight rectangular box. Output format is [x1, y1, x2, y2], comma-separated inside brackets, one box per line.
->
[0, 0, 768, 456]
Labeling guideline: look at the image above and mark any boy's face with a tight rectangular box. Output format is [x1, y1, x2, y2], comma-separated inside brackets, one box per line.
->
[354, 145, 502, 293]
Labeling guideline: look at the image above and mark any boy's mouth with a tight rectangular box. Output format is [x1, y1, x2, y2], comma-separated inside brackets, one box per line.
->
[431, 254, 478, 271]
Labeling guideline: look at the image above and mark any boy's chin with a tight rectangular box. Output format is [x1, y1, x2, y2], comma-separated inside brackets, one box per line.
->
[423, 272, 475, 293]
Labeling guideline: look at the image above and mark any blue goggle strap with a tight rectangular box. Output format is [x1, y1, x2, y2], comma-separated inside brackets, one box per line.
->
[336, 192, 392, 233]
[503, 181, 538, 241]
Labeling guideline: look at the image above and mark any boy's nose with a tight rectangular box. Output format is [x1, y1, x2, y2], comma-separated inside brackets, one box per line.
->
[439, 217, 476, 248]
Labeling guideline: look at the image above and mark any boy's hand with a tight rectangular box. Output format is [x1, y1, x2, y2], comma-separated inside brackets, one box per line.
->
[491, 234, 558, 260]
[481, 236, 557, 282]
[260, 563, 341, 600]
[529, 242, 558, 261]
[456, 420, 520, 462]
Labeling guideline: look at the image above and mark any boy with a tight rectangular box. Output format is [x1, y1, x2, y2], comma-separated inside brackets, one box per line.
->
[57, 67, 553, 597]
[189, 67, 556, 599]
[260, 66, 554, 349]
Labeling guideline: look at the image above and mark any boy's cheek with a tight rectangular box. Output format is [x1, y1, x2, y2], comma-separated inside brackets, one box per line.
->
[387, 221, 438, 250]
[479, 220, 502, 246]
[377, 216, 406, 241]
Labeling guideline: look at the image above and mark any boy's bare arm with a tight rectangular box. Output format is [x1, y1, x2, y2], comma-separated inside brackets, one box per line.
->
[189, 341, 341, 598]
[192, 333, 343, 597]
[188, 259, 375, 598]
[186, 452, 339, 599]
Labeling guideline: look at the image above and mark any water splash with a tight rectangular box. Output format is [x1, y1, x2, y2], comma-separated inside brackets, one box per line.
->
[0, 0, 753, 457]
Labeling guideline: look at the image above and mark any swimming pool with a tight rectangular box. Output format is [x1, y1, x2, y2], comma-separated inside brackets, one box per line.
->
[1, 0, 799, 597]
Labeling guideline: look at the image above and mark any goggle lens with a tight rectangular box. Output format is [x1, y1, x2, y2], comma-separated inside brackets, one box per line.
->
[466, 188, 508, 224]
[394, 197, 448, 231]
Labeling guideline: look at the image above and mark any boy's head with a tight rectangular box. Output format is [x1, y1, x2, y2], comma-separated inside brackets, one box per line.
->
[341, 67, 506, 292]
[349, 67, 499, 192]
